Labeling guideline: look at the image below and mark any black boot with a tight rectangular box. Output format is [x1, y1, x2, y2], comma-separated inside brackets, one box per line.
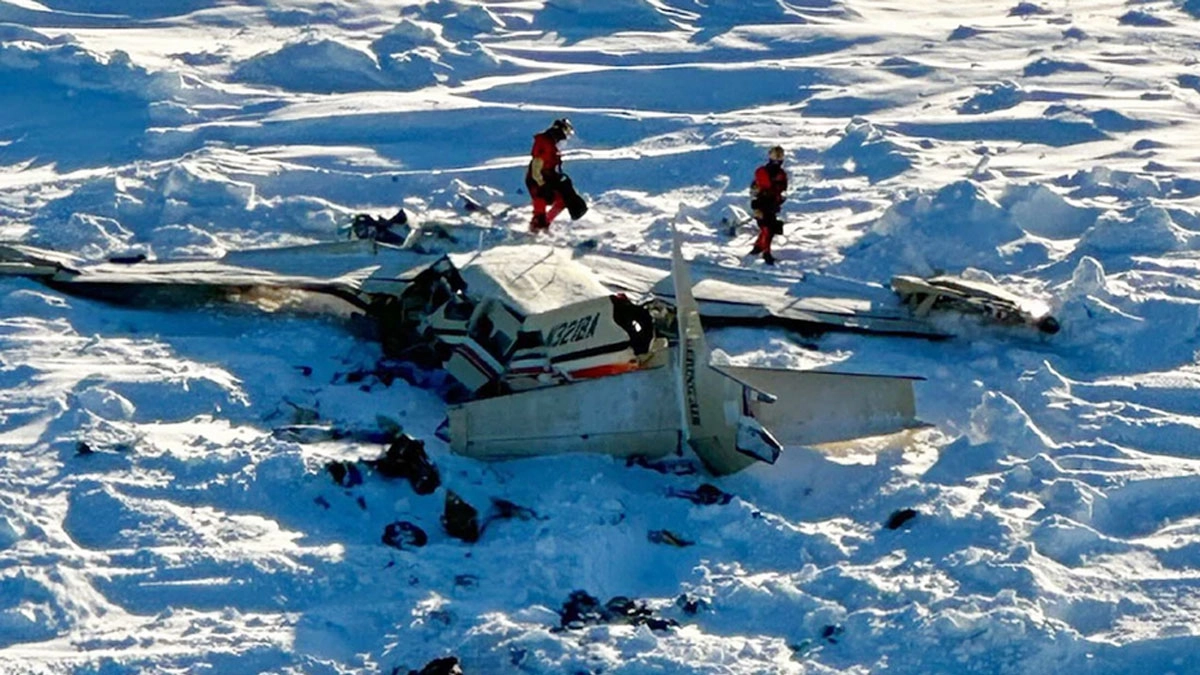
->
[763, 252, 776, 265]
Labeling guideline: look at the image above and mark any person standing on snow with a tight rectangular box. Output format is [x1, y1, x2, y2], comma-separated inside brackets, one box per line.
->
[526, 118, 574, 232]
[749, 145, 788, 265]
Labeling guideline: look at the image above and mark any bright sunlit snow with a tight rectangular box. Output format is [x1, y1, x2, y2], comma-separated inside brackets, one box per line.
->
[3, 0, 1200, 673]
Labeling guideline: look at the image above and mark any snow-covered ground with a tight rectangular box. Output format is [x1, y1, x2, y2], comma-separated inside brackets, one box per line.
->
[3, 0, 1200, 672]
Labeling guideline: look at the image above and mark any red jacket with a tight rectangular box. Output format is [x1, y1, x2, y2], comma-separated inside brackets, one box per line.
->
[527, 132, 562, 184]
[752, 162, 788, 210]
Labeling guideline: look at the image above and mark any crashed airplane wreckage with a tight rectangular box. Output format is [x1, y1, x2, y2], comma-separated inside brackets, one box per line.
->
[891, 274, 1060, 334]
[0, 235, 930, 474]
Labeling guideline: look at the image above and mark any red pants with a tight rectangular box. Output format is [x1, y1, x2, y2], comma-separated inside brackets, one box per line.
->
[755, 225, 774, 254]
[529, 183, 565, 232]
[754, 211, 781, 253]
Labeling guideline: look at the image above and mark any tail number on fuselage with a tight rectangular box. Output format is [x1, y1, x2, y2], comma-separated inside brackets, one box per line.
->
[545, 312, 600, 348]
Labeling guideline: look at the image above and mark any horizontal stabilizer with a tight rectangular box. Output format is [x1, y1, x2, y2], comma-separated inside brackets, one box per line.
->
[715, 365, 923, 446]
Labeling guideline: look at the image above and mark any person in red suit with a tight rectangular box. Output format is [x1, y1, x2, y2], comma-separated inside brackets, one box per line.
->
[749, 145, 788, 265]
[525, 118, 574, 232]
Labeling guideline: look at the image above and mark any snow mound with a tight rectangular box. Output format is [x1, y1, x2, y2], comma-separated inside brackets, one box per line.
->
[29, 213, 133, 260]
[402, 1, 507, 40]
[820, 118, 915, 183]
[26, 158, 341, 248]
[1118, 10, 1173, 27]
[957, 80, 1025, 115]
[369, 20, 508, 87]
[0, 517, 17, 551]
[879, 55, 934, 78]
[377, 47, 441, 89]
[233, 37, 390, 93]
[948, 25, 984, 40]
[163, 161, 256, 211]
[1023, 57, 1092, 77]
[73, 385, 137, 422]
[65, 482, 197, 549]
[0, 40, 182, 168]
[0, 24, 64, 44]
[967, 391, 1056, 455]
[680, 0, 855, 33]
[30, 174, 151, 233]
[1057, 165, 1165, 201]
[146, 224, 226, 259]
[0, 573, 65, 648]
[1079, 206, 1194, 256]
[533, 0, 676, 40]
[850, 179, 1048, 275]
[0, 288, 71, 316]
[1060, 255, 1108, 298]
[1008, 2, 1051, 16]
[0, 41, 179, 99]
[370, 19, 445, 55]
[1000, 182, 1100, 239]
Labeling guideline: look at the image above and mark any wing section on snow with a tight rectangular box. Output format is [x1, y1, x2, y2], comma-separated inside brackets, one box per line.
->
[578, 250, 948, 339]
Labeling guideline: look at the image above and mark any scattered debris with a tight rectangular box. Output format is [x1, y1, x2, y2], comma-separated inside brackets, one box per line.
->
[375, 414, 403, 438]
[349, 209, 409, 245]
[557, 590, 679, 631]
[108, 252, 148, 265]
[403, 655, 462, 675]
[441, 490, 481, 543]
[274, 423, 398, 444]
[675, 593, 710, 615]
[667, 483, 733, 505]
[626, 455, 699, 475]
[282, 400, 320, 424]
[885, 508, 919, 530]
[821, 623, 845, 644]
[73, 440, 135, 456]
[460, 194, 512, 223]
[434, 419, 451, 443]
[336, 360, 434, 390]
[274, 425, 343, 443]
[367, 435, 441, 495]
[382, 521, 428, 550]
[788, 639, 819, 659]
[558, 590, 605, 629]
[488, 497, 540, 522]
[437, 492, 539, 544]
[648, 529, 695, 547]
[605, 596, 678, 630]
[325, 461, 363, 488]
